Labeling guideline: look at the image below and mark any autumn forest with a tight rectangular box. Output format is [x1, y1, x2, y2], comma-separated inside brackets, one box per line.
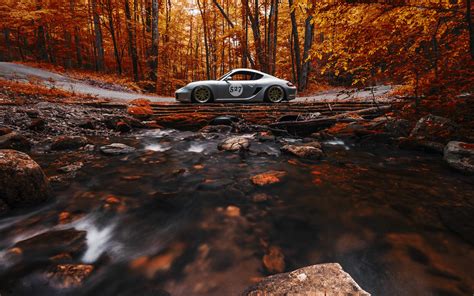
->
[1, 0, 473, 97]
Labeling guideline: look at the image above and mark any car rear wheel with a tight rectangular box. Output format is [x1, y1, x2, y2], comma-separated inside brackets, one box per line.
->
[265, 86, 285, 103]
[192, 86, 212, 103]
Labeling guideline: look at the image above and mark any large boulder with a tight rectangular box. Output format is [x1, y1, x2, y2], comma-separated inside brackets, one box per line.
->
[51, 136, 88, 151]
[281, 142, 323, 160]
[218, 136, 250, 152]
[243, 263, 370, 296]
[0, 132, 31, 151]
[0, 149, 50, 208]
[409, 114, 457, 144]
[443, 141, 474, 173]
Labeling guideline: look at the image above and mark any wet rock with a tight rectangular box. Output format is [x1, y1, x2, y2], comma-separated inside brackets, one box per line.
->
[46, 264, 94, 288]
[100, 143, 136, 155]
[218, 136, 250, 151]
[142, 120, 163, 129]
[0, 149, 50, 208]
[209, 115, 240, 126]
[115, 120, 132, 132]
[263, 246, 285, 274]
[198, 178, 234, 190]
[251, 170, 286, 186]
[410, 114, 457, 144]
[76, 119, 95, 129]
[14, 229, 87, 258]
[281, 142, 323, 160]
[29, 118, 46, 131]
[200, 125, 233, 134]
[443, 141, 474, 173]
[244, 263, 370, 296]
[398, 137, 445, 154]
[0, 132, 31, 151]
[0, 127, 13, 136]
[382, 118, 411, 137]
[58, 162, 84, 173]
[257, 132, 275, 142]
[51, 136, 88, 151]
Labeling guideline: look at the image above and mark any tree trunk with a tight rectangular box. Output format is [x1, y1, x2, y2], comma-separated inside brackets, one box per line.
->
[107, 0, 123, 74]
[124, 0, 139, 81]
[36, 0, 48, 61]
[70, 0, 82, 67]
[467, 0, 474, 59]
[3, 29, 12, 61]
[288, 0, 301, 87]
[300, 15, 314, 90]
[91, 0, 105, 71]
[197, 0, 211, 80]
[148, 0, 159, 85]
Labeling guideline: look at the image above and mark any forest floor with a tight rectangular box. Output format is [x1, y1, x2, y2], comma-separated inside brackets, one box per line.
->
[0, 62, 395, 103]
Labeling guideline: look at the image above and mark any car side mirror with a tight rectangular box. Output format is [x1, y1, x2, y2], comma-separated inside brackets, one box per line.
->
[224, 77, 231, 82]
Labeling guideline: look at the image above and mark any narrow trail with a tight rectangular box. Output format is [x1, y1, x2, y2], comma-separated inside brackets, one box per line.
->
[0, 62, 394, 103]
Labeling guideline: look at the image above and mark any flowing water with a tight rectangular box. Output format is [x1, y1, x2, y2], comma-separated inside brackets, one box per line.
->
[0, 129, 473, 296]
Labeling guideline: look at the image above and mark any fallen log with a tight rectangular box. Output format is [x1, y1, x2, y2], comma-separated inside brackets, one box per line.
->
[269, 105, 391, 136]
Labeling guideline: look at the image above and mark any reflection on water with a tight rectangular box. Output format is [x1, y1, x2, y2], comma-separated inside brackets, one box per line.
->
[0, 129, 473, 296]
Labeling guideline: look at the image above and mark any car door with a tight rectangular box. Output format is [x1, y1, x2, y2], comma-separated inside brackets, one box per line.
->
[221, 71, 257, 100]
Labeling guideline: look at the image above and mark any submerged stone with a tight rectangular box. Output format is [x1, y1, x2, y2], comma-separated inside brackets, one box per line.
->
[100, 143, 136, 155]
[46, 264, 94, 288]
[218, 136, 250, 151]
[251, 170, 286, 186]
[281, 142, 323, 160]
[51, 136, 88, 151]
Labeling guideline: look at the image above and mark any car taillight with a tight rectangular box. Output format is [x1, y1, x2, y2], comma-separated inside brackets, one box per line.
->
[287, 82, 295, 87]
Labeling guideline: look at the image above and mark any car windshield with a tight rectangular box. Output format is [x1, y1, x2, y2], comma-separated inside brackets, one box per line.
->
[218, 71, 232, 81]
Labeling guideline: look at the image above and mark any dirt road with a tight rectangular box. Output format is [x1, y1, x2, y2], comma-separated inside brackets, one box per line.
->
[0, 62, 394, 102]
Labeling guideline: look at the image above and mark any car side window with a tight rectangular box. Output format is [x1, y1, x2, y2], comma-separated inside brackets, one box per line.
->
[229, 71, 263, 81]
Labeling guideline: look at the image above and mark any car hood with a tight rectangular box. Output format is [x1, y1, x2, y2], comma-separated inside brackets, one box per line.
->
[184, 80, 216, 88]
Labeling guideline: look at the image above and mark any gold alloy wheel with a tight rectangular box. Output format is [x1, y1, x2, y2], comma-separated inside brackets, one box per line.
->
[194, 87, 211, 103]
[267, 86, 284, 103]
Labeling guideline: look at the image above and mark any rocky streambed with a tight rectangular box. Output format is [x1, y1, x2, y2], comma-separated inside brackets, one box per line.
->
[0, 101, 473, 295]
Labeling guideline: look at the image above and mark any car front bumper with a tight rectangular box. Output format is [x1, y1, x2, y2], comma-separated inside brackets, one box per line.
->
[175, 88, 192, 102]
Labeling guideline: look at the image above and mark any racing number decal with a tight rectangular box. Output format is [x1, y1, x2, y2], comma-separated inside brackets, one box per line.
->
[229, 84, 243, 97]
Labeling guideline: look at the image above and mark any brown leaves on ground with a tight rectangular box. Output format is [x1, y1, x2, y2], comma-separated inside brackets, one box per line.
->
[250, 170, 287, 186]
[0, 79, 108, 105]
[127, 99, 153, 120]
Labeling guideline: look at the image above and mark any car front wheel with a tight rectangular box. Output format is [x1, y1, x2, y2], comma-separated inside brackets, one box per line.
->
[265, 86, 285, 103]
[192, 86, 212, 103]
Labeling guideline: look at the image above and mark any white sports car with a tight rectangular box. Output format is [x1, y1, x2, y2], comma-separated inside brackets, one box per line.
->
[175, 68, 297, 103]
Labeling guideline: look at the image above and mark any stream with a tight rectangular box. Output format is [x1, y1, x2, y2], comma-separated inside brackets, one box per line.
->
[0, 129, 473, 295]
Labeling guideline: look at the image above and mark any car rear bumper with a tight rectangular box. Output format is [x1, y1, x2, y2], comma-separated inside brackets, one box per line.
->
[287, 87, 297, 100]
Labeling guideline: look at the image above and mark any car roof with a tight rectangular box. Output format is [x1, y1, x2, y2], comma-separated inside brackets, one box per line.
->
[229, 68, 271, 77]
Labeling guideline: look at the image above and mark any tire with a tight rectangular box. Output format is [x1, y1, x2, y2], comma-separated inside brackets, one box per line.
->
[192, 86, 213, 103]
[265, 85, 285, 103]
